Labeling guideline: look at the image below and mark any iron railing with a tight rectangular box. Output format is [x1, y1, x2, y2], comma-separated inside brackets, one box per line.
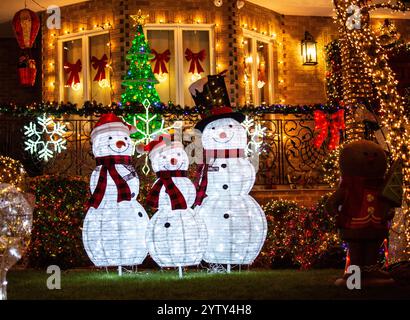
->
[0, 114, 332, 186]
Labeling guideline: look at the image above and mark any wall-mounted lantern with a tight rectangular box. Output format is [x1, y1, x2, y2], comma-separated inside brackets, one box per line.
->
[301, 31, 318, 65]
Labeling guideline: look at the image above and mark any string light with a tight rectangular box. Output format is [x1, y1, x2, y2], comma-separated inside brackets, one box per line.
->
[333, 0, 410, 259]
[0, 156, 26, 190]
[259, 198, 340, 269]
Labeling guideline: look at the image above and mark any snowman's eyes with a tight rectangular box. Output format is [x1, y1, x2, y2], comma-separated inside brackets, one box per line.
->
[124, 137, 128, 140]
[177, 153, 181, 156]
[164, 222, 171, 228]
[212, 127, 215, 130]
[109, 136, 112, 140]
[162, 156, 166, 159]
[229, 125, 233, 128]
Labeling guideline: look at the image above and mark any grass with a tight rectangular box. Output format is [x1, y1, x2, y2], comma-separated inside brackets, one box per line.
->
[5, 268, 410, 300]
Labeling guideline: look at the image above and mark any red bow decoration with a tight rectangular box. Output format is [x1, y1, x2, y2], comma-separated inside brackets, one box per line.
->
[312, 109, 345, 150]
[91, 54, 108, 81]
[151, 49, 170, 74]
[185, 48, 206, 74]
[64, 59, 82, 86]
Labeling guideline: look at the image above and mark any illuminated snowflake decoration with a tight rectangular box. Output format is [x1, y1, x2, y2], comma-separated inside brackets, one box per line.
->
[242, 116, 266, 156]
[24, 114, 67, 161]
[128, 99, 173, 175]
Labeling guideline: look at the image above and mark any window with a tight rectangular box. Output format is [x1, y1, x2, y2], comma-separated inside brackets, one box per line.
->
[58, 31, 111, 105]
[145, 24, 215, 106]
[243, 30, 274, 105]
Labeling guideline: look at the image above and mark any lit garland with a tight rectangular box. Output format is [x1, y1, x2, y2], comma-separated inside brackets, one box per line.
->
[257, 197, 341, 269]
[333, 0, 410, 260]
[0, 156, 26, 190]
[0, 102, 343, 118]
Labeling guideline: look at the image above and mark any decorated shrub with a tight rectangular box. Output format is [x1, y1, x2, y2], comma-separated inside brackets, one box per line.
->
[26, 175, 90, 269]
[257, 196, 342, 269]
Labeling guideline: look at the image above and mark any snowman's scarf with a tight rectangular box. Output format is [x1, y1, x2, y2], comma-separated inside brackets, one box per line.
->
[146, 170, 189, 210]
[194, 149, 245, 206]
[86, 155, 133, 209]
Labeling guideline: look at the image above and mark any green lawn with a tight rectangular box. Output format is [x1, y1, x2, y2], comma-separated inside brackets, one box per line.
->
[6, 268, 410, 300]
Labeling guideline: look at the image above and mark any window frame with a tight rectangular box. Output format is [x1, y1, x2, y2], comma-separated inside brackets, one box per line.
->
[57, 29, 110, 103]
[144, 23, 216, 106]
[242, 29, 275, 105]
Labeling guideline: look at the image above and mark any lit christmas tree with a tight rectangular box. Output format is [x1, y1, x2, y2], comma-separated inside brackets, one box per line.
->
[122, 10, 162, 140]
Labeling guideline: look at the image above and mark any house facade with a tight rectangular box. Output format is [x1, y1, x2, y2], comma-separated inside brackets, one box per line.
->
[1, 0, 409, 206]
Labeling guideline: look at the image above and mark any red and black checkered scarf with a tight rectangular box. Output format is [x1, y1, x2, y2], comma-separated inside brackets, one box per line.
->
[194, 149, 245, 206]
[146, 170, 189, 210]
[86, 155, 133, 210]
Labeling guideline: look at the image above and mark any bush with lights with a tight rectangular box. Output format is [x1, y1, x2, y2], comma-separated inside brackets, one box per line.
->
[0, 156, 26, 190]
[257, 196, 342, 269]
[26, 175, 90, 269]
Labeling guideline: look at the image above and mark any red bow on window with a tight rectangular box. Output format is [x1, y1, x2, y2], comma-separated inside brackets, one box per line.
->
[64, 59, 82, 86]
[312, 109, 345, 150]
[151, 49, 170, 74]
[91, 54, 108, 81]
[185, 48, 206, 74]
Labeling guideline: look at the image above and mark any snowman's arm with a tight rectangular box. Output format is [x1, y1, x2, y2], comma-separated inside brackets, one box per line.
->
[246, 157, 258, 179]
[89, 168, 100, 194]
[246, 152, 260, 173]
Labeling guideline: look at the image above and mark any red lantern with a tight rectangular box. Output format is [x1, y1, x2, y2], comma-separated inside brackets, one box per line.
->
[18, 54, 36, 87]
[12, 9, 40, 49]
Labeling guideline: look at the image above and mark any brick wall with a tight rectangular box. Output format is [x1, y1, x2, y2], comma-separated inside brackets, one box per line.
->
[0, 38, 42, 104]
[41, 0, 237, 103]
[39, 0, 410, 105]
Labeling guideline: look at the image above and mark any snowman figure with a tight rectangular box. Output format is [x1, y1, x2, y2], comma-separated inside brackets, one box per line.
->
[83, 114, 149, 274]
[190, 74, 267, 272]
[144, 134, 207, 278]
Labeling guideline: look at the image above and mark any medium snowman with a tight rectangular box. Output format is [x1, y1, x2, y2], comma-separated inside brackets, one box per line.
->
[144, 134, 207, 278]
[83, 114, 149, 274]
[190, 75, 267, 272]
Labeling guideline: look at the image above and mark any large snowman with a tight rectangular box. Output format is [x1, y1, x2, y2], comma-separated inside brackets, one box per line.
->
[144, 135, 207, 277]
[190, 74, 267, 271]
[83, 114, 149, 273]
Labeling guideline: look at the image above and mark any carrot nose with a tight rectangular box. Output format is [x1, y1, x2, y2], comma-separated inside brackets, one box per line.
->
[116, 140, 126, 148]
[219, 132, 227, 139]
[170, 158, 178, 165]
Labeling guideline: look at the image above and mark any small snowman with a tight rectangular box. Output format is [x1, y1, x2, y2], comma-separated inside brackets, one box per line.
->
[144, 134, 207, 278]
[190, 74, 267, 272]
[83, 114, 149, 274]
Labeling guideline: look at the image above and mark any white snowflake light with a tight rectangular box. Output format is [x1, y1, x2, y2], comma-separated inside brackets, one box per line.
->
[127, 99, 173, 175]
[242, 116, 266, 156]
[24, 114, 67, 161]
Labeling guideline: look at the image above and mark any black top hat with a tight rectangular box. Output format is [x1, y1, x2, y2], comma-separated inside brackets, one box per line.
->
[189, 72, 245, 132]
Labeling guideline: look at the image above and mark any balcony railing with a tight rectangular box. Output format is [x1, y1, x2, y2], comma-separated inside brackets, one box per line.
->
[0, 113, 333, 186]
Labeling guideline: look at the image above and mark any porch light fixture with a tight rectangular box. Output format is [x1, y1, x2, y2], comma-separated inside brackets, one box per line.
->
[301, 31, 318, 65]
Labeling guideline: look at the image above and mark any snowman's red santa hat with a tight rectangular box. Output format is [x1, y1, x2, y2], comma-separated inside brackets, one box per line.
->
[91, 113, 136, 142]
[144, 133, 184, 159]
[190, 71, 245, 132]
